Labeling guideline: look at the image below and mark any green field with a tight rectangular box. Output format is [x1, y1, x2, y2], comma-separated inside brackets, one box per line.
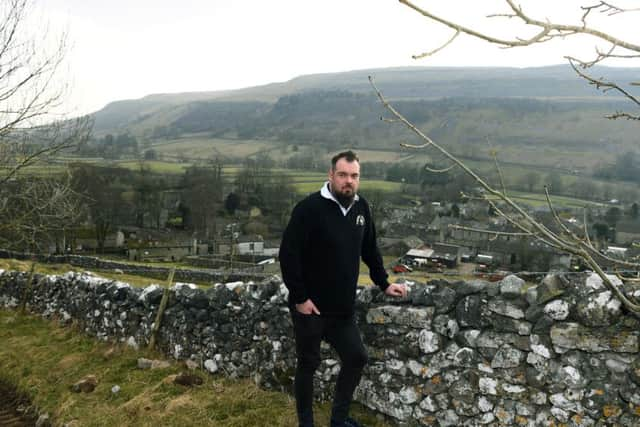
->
[15, 164, 68, 176]
[506, 190, 609, 209]
[151, 136, 284, 160]
[15, 156, 618, 211]
[11, 132, 637, 211]
[116, 160, 193, 174]
[293, 179, 402, 194]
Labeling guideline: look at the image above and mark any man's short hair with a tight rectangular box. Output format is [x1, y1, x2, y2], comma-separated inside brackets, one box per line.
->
[331, 150, 359, 170]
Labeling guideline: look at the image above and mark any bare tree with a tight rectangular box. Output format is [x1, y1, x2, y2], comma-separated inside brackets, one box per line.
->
[68, 164, 130, 253]
[367, 1, 640, 313]
[182, 165, 224, 238]
[399, 0, 640, 120]
[372, 75, 640, 312]
[0, 173, 87, 252]
[0, 0, 92, 251]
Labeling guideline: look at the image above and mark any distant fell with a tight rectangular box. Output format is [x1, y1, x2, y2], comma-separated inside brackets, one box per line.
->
[92, 65, 640, 135]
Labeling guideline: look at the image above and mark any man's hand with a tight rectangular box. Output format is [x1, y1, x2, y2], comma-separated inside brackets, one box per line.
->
[296, 299, 321, 315]
[385, 283, 408, 298]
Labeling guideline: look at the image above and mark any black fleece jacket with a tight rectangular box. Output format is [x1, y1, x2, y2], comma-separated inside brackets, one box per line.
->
[279, 188, 390, 316]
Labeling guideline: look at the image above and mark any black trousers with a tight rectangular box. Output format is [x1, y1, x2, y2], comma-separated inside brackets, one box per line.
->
[291, 311, 368, 427]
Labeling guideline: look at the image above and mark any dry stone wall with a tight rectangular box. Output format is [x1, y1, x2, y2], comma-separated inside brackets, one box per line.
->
[2, 268, 640, 426]
[0, 249, 269, 283]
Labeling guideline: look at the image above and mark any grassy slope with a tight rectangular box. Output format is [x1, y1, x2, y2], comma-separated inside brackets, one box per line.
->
[0, 310, 391, 427]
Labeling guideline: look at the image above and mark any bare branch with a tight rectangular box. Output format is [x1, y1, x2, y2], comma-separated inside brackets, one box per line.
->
[399, 0, 640, 53]
[413, 30, 460, 60]
[583, 208, 594, 249]
[399, 0, 552, 49]
[574, 45, 617, 68]
[605, 111, 640, 121]
[380, 116, 400, 123]
[544, 186, 580, 240]
[567, 57, 640, 118]
[400, 142, 433, 149]
[0, 173, 88, 251]
[449, 224, 531, 237]
[425, 163, 457, 173]
[487, 138, 507, 196]
[400, 0, 640, 119]
[0, 1, 92, 251]
[615, 271, 640, 283]
[582, 1, 640, 16]
[372, 76, 570, 252]
[373, 77, 640, 313]
[594, 46, 640, 61]
[485, 199, 537, 237]
[588, 248, 640, 269]
[0, 116, 92, 185]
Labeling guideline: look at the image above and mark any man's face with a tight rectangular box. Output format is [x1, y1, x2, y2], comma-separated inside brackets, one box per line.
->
[329, 158, 360, 198]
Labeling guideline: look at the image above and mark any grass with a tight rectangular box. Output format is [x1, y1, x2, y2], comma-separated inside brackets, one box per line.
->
[13, 164, 68, 176]
[0, 259, 77, 276]
[0, 259, 210, 289]
[502, 190, 609, 209]
[11, 138, 638, 209]
[115, 160, 193, 174]
[0, 310, 392, 426]
[151, 137, 279, 160]
[294, 180, 402, 194]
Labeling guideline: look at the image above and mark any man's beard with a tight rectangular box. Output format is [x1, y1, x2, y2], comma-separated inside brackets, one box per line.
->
[331, 186, 355, 208]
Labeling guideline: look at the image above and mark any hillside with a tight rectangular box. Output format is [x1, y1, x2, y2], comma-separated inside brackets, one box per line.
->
[90, 65, 640, 170]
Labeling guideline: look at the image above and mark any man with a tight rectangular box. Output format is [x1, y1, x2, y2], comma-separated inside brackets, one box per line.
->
[280, 150, 407, 427]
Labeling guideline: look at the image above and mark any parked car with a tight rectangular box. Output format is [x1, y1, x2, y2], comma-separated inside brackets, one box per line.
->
[488, 270, 511, 282]
[393, 263, 413, 273]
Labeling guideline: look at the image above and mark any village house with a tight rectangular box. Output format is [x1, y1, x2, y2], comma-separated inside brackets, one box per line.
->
[236, 235, 264, 256]
[217, 235, 279, 257]
[430, 242, 462, 268]
[379, 235, 424, 257]
[427, 215, 461, 242]
[403, 247, 435, 265]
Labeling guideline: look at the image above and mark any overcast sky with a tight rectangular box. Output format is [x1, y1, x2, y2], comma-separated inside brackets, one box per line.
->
[36, 0, 640, 115]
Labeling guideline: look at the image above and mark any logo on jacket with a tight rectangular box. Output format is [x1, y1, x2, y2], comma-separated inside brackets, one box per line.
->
[356, 215, 365, 226]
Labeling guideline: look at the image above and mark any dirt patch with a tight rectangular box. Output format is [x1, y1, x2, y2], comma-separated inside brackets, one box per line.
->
[56, 353, 84, 371]
[165, 395, 195, 413]
[0, 379, 38, 427]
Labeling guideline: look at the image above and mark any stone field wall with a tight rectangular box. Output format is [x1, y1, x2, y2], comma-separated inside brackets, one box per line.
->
[2, 268, 640, 426]
[0, 249, 269, 284]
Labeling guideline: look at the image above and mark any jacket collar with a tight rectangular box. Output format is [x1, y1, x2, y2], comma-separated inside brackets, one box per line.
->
[320, 181, 359, 216]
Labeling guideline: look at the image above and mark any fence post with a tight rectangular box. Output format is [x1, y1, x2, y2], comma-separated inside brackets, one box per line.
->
[148, 267, 175, 350]
[19, 262, 37, 314]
